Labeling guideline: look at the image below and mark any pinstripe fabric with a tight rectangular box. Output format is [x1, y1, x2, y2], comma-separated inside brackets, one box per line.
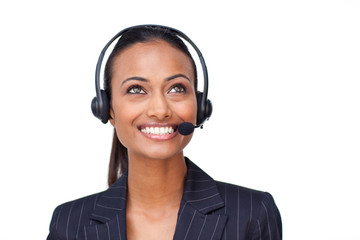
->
[47, 159, 282, 240]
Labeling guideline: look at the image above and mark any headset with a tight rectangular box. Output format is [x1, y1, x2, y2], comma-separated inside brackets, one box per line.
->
[91, 24, 212, 128]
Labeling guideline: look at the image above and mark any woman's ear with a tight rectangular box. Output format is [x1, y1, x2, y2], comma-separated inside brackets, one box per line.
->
[109, 108, 115, 127]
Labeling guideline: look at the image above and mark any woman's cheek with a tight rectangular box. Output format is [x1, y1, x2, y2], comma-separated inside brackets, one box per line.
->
[175, 99, 197, 123]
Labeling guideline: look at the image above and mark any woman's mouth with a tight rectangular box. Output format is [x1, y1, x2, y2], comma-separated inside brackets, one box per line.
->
[140, 126, 175, 135]
[138, 124, 178, 140]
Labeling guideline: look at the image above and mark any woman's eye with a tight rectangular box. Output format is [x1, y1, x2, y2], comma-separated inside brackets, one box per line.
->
[127, 85, 145, 94]
[169, 84, 186, 93]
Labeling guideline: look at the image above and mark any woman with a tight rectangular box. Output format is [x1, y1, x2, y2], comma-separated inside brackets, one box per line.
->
[47, 25, 282, 240]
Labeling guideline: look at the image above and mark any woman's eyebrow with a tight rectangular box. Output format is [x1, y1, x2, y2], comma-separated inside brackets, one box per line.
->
[121, 76, 148, 86]
[121, 74, 190, 86]
[166, 74, 191, 82]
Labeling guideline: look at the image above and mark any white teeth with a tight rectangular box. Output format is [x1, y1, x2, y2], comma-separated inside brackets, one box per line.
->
[141, 126, 174, 135]
[154, 127, 160, 134]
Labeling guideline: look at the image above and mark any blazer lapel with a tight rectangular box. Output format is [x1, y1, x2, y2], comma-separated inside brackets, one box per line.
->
[173, 159, 228, 240]
[81, 172, 128, 240]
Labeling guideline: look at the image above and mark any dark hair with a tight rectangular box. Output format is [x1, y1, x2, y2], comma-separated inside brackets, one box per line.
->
[104, 26, 198, 186]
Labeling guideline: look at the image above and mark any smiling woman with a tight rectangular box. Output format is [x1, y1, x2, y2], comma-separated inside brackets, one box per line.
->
[109, 40, 197, 165]
[47, 25, 282, 240]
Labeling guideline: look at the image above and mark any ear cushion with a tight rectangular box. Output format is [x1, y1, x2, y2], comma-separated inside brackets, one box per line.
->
[91, 90, 110, 124]
[196, 92, 212, 125]
[205, 98, 213, 122]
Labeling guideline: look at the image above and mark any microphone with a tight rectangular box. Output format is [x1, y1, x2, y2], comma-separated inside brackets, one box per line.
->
[178, 122, 200, 136]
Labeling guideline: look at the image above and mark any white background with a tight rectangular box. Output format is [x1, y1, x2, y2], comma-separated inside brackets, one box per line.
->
[0, 0, 359, 239]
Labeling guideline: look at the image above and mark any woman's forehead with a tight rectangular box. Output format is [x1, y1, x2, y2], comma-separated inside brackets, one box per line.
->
[112, 40, 195, 80]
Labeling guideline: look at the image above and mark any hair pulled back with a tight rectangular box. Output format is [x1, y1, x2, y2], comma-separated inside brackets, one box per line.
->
[104, 26, 197, 186]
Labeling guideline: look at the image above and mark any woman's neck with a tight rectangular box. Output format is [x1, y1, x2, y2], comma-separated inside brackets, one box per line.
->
[126, 152, 187, 210]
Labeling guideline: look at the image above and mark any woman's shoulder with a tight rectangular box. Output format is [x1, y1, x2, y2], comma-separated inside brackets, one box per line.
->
[214, 181, 282, 239]
[52, 191, 103, 217]
[215, 180, 277, 207]
[47, 191, 104, 239]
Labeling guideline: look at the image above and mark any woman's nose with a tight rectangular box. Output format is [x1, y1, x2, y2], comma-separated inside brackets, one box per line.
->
[146, 92, 172, 120]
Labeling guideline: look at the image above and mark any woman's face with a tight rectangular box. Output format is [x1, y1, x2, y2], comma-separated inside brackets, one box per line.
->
[109, 40, 197, 161]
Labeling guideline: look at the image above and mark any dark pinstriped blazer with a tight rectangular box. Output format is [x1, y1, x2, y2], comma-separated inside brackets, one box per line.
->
[47, 159, 282, 240]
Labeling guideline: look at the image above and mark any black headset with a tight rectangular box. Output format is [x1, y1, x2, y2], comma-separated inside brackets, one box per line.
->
[91, 25, 212, 127]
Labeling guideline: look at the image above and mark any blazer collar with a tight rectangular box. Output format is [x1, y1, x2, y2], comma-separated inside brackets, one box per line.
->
[86, 158, 227, 240]
[173, 159, 227, 240]
[84, 172, 128, 240]
[90, 171, 128, 223]
[181, 158, 225, 213]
